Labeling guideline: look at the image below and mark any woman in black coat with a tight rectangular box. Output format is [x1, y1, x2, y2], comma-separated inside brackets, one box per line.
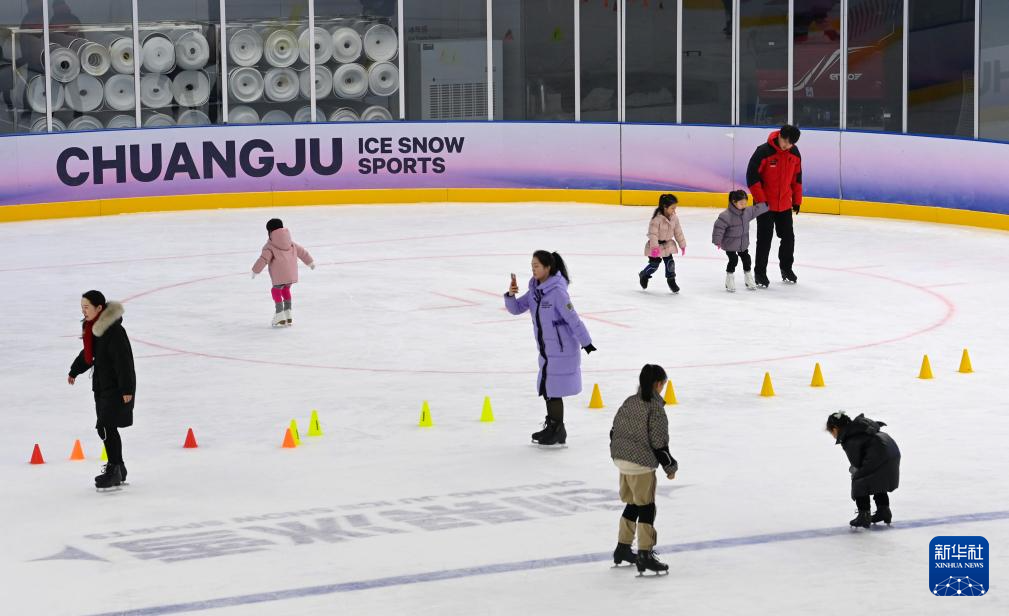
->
[827, 411, 901, 528]
[68, 290, 136, 489]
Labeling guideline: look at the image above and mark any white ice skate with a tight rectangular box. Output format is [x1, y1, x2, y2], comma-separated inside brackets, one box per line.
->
[284, 309, 292, 326]
[744, 271, 756, 290]
[725, 272, 736, 293]
[271, 312, 287, 328]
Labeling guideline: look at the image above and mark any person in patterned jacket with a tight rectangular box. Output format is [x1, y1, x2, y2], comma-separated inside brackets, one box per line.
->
[609, 364, 678, 576]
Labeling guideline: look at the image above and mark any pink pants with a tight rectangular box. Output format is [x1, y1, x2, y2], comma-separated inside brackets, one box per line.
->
[270, 285, 292, 302]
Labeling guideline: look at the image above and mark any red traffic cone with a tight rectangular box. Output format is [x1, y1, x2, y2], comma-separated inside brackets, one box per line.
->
[183, 428, 198, 449]
[30, 443, 45, 464]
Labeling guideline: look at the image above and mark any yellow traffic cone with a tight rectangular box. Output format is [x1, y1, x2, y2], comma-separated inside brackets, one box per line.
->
[810, 363, 825, 387]
[419, 401, 433, 427]
[958, 349, 973, 374]
[760, 372, 775, 397]
[307, 410, 323, 436]
[589, 384, 605, 409]
[289, 419, 301, 445]
[480, 397, 495, 423]
[663, 381, 677, 405]
[100, 445, 107, 462]
[919, 354, 934, 379]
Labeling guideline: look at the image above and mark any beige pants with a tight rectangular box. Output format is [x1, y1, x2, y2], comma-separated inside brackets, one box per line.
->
[618, 471, 657, 550]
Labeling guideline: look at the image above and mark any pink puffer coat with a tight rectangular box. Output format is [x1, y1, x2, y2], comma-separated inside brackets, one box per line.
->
[252, 228, 314, 285]
[643, 211, 686, 258]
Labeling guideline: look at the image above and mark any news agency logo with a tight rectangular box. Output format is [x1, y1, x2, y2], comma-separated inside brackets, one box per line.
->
[930, 536, 988, 596]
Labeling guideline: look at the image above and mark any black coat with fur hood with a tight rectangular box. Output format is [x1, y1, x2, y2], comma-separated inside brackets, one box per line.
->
[69, 301, 136, 428]
[837, 414, 900, 498]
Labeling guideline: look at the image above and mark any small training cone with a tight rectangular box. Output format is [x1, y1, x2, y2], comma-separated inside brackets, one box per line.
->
[419, 401, 433, 427]
[307, 410, 323, 436]
[760, 372, 775, 397]
[959, 349, 973, 374]
[589, 384, 605, 409]
[30, 444, 45, 465]
[810, 363, 825, 387]
[663, 381, 677, 405]
[282, 427, 297, 448]
[183, 428, 198, 448]
[480, 397, 495, 423]
[100, 445, 107, 461]
[918, 354, 934, 379]
[69, 439, 85, 461]
[289, 419, 301, 445]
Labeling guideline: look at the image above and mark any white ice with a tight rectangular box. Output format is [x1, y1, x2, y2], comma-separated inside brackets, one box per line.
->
[1, 203, 1007, 615]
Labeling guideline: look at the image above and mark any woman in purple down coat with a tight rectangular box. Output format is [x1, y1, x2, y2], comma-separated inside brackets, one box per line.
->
[505, 251, 595, 446]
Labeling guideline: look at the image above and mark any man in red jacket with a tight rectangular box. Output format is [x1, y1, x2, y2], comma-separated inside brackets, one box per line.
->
[746, 124, 802, 287]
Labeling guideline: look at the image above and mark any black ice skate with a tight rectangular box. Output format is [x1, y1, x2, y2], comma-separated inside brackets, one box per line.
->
[532, 418, 567, 447]
[636, 550, 669, 576]
[781, 269, 798, 284]
[871, 507, 892, 526]
[666, 277, 679, 294]
[638, 272, 649, 290]
[95, 464, 124, 491]
[613, 543, 637, 566]
[849, 510, 871, 529]
[754, 271, 770, 288]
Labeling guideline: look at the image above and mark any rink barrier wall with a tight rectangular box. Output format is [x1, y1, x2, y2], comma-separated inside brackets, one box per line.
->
[1, 122, 1007, 231]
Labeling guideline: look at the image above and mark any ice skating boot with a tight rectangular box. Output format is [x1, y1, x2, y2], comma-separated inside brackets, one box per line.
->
[781, 268, 798, 284]
[666, 276, 679, 294]
[271, 311, 287, 328]
[613, 543, 637, 566]
[638, 271, 650, 290]
[754, 271, 770, 288]
[284, 308, 292, 326]
[636, 550, 669, 576]
[849, 509, 871, 529]
[871, 507, 892, 525]
[532, 418, 567, 446]
[725, 272, 736, 293]
[744, 271, 756, 290]
[95, 464, 123, 490]
[531, 416, 551, 443]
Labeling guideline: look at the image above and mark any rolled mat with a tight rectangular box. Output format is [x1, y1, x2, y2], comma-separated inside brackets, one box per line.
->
[368, 61, 399, 97]
[361, 24, 398, 62]
[141, 32, 176, 74]
[329, 107, 359, 122]
[299, 65, 333, 100]
[68, 115, 103, 131]
[227, 105, 260, 124]
[172, 70, 211, 107]
[104, 73, 136, 111]
[174, 30, 211, 71]
[261, 109, 293, 124]
[48, 44, 81, 83]
[228, 28, 264, 67]
[106, 114, 137, 129]
[299, 26, 333, 65]
[229, 66, 265, 103]
[65, 74, 104, 112]
[140, 73, 173, 108]
[330, 26, 363, 63]
[143, 112, 175, 127]
[26, 75, 65, 113]
[177, 108, 211, 125]
[361, 105, 393, 121]
[264, 67, 299, 102]
[333, 63, 368, 99]
[263, 28, 299, 68]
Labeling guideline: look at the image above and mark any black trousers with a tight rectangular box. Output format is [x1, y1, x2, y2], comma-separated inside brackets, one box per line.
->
[855, 492, 889, 511]
[545, 397, 564, 422]
[726, 250, 752, 273]
[98, 424, 124, 465]
[755, 209, 795, 275]
[640, 256, 675, 279]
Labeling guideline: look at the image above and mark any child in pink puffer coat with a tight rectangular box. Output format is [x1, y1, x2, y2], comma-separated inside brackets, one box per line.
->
[638, 194, 686, 294]
[251, 218, 315, 327]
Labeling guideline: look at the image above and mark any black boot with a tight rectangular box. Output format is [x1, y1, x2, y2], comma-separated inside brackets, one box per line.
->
[781, 268, 798, 284]
[849, 509, 871, 529]
[636, 550, 669, 575]
[638, 271, 649, 289]
[533, 418, 567, 446]
[95, 464, 123, 490]
[871, 507, 892, 525]
[666, 276, 679, 294]
[531, 416, 551, 443]
[754, 271, 770, 288]
[613, 542, 637, 566]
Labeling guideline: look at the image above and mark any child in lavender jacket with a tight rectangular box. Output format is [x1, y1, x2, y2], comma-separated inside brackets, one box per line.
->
[252, 218, 315, 327]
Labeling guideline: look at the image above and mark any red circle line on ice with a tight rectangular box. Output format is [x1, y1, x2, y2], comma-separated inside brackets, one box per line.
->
[124, 253, 956, 374]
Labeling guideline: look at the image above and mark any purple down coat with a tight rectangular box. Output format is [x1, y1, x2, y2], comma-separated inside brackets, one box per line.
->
[505, 274, 593, 398]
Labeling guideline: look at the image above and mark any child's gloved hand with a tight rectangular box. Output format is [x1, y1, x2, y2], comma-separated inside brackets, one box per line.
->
[680, 246, 686, 256]
[251, 271, 258, 279]
[649, 247, 661, 258]
[714, 244, 722, 251]
[309, 263, 316, 270]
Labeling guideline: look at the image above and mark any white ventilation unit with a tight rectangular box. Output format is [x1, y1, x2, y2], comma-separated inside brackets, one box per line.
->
[407, 38, 503, 121]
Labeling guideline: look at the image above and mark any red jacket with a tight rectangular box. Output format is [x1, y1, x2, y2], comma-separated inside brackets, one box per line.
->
[746, 130, 802, 213]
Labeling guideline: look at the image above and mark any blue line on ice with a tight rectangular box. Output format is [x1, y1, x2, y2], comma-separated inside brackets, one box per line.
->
[91, 509, 1009, 615]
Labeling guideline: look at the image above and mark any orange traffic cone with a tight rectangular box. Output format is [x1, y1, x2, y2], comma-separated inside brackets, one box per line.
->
[282, 427, 297, 449]
[183, 428, 198, 449]
[30, 444, 45, 465]
[69, 439, 85, 461]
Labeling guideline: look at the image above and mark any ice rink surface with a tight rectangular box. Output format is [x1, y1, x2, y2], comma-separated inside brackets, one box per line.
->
[1, 203, 1007, 615]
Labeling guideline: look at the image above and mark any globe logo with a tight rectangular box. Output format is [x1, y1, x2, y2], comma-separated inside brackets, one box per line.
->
[933, 576, 986, 596]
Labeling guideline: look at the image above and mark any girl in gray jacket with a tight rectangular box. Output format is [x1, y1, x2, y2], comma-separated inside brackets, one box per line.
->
[711, 190, 769, 292]
[609, 364, 678, 576]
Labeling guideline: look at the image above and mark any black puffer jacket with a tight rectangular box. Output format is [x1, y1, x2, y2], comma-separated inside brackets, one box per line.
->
[69, 302, 136, 428]
[837, 414, 900, 498]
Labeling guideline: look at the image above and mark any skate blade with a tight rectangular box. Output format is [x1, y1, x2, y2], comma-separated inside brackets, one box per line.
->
[636, 571, 669, 577]
[530, 442, 568, 449]
[96, 484, 125, 493]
